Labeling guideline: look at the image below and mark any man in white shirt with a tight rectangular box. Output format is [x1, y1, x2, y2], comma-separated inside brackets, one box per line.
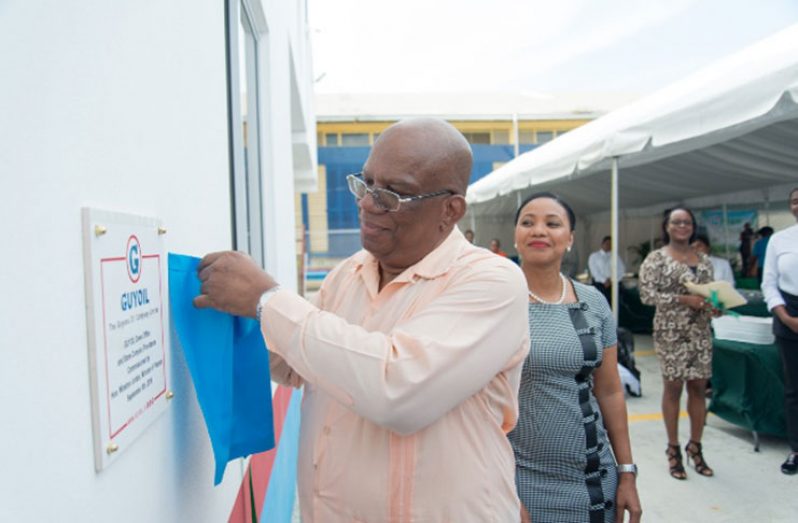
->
[692, 234, 735, 286]
[762, 187, 798, 475]
[588, 236, 626, 304]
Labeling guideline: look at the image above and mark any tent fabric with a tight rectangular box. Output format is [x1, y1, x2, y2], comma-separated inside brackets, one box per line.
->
[466, 24, 798, 219]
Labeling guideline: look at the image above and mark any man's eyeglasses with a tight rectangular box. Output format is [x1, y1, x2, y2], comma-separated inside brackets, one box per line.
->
[669, 220, 694, 227]
[346, 173, 455, 212]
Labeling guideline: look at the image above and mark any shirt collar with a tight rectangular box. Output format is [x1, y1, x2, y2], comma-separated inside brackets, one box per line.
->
[351, 228, 468, 285]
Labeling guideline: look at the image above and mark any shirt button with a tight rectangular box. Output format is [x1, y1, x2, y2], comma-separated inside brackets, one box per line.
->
[600, 468, 608, 477]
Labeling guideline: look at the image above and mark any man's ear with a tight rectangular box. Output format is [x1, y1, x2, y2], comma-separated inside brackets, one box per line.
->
[441, 195, 467, 229]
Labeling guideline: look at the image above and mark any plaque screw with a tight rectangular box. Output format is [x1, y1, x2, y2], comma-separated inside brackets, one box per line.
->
[94, 225, 107, 236]
[106, 442, 119, 454]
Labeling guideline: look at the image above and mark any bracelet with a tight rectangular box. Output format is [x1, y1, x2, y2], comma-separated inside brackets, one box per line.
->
[616, 463, 638, 476]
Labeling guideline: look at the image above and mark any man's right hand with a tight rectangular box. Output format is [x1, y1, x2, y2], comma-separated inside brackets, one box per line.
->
[193, 251, 277, 318]
[774, 306, 798, 334]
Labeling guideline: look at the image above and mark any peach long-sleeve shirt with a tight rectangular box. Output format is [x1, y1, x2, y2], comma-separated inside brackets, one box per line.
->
[261, 229, 530, 522]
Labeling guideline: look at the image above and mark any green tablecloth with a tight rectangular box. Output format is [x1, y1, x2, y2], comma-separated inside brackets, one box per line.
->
[728, 289, 771, 317]
[709, 337, 786, 437]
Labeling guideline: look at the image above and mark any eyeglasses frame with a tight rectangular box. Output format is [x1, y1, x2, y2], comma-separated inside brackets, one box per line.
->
[346, 173, 456, 212]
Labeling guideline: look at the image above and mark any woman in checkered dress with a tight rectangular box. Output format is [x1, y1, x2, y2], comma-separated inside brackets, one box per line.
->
[507, 193, 641, 523]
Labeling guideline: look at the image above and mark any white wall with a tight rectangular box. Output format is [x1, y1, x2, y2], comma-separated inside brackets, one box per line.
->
[0, 1, 314, 521]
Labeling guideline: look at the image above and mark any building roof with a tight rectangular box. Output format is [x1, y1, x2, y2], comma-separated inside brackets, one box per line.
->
[315, 92, 640, 121]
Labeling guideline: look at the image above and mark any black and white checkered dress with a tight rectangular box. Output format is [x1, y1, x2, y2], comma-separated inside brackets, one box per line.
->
[508, 282, 618, 523]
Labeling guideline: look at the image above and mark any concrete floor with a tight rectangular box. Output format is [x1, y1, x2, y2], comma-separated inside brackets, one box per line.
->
[628, 335, 796, 522]
[292, 334, 798, 522]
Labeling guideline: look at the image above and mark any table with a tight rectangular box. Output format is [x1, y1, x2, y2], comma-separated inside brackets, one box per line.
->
[709, 337, 786, 450]
[729, 289, 771, 317]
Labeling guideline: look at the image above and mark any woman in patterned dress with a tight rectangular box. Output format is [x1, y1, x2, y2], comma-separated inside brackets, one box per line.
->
[639, 207, 718, 480]
[508, 192, 641, 523]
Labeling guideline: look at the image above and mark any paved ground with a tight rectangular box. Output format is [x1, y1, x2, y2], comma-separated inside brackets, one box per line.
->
[628, 335, 796, 522]
[292, 334, 798, 522]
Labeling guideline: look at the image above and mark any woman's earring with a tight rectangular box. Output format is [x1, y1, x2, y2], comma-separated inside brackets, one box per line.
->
[513, 243, 518, 249]
[567, 246, 572, 252]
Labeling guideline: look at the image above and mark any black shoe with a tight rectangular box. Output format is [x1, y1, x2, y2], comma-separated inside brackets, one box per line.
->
[782, 454, 798, 475]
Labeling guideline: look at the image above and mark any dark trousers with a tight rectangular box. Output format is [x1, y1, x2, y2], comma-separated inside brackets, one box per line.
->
[594, 282, 612, 306]
[777, 335, 798, 451]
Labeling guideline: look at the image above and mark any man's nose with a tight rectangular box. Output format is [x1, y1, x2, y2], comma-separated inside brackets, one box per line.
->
[357, 190, 385, 214]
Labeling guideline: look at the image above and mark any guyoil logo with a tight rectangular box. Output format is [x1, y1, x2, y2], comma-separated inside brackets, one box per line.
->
[126, 235, 142, 283]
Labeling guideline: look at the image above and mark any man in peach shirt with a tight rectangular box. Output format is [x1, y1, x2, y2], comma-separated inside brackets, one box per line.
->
[195, 119, 530, 522]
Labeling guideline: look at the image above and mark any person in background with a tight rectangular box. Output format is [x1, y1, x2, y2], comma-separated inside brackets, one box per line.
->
[692, 234, 735, 286]
[740, 222, 754, 276]
[464, 228, 475, 244]
[490, 238, 508, 257]
[762, 187, 798, 475]
[509, 192, 641, 523]
[193, 118, 530, 522]
[639, 207, 718, 481]
[751, 226, 774, 286]
[588, 235, 626, 305]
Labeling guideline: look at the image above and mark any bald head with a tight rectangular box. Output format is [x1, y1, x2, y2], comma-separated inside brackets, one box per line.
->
[373, 118, 473, 195]
[358, 118, 472, 276]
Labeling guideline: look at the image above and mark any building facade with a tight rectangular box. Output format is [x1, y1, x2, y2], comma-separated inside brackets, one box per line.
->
[1, 1, 314, 521]
[298, 97, 608, 269]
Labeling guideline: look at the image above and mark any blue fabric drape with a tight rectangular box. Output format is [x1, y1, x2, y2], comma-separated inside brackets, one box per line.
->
[168, 253, 275, 485]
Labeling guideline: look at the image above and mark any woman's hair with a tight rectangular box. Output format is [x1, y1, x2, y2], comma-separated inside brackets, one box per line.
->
[694, 233, 710, 248]
[791, 187, 798, 200]
[661, 207, 698, 245]
[514, 191, 576, 231]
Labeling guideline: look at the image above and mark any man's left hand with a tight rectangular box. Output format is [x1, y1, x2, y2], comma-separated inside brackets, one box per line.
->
[193, 251, 277, 318]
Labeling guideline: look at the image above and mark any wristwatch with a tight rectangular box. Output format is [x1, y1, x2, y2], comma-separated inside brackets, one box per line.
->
[616, 463, 638, 476]
[255, 286, 281, 322]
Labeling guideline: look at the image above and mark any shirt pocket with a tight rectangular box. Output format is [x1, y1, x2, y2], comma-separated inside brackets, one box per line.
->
[313, 400, 355, 494]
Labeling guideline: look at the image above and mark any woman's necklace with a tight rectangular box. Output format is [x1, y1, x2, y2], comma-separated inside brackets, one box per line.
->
[527, 273, 567, 304]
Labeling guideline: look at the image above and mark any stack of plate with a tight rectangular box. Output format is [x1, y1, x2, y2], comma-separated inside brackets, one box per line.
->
[712, 315, 775, 345]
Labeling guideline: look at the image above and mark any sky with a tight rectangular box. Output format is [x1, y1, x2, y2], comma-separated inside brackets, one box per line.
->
[309, 0, 798, 96]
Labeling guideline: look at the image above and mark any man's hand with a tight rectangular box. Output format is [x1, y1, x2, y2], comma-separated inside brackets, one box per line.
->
[774, 306, 798, 334]
[193, 251, 277, 318]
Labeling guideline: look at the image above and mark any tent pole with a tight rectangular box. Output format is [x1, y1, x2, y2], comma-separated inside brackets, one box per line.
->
[611, 157, 619, 323]
[764, 191, 771, 225]
[722, 203, 730, 260]
[513, 113, 520, 158]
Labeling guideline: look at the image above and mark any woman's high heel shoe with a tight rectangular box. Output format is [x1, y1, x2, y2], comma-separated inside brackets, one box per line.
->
[666, 444, 687, 480]
[685, 440, 714, 477]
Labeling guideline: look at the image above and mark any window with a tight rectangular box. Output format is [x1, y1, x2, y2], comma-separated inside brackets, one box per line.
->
[518, 130, 535, 144]
[462, 132, 491, 144]
[492, 130, 510, 145]
[227, 0, 265, 266]
[341, 133, 370, 146]
[536, 131, 554, 144]
[325, 133, 339, 146]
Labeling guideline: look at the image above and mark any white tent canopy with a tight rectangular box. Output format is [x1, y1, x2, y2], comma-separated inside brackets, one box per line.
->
[466, 24, 798, 318]
[466, 24, 798, 219]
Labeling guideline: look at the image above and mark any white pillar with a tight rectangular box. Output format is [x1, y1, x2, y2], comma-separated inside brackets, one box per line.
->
[512, 113, 520, 158]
